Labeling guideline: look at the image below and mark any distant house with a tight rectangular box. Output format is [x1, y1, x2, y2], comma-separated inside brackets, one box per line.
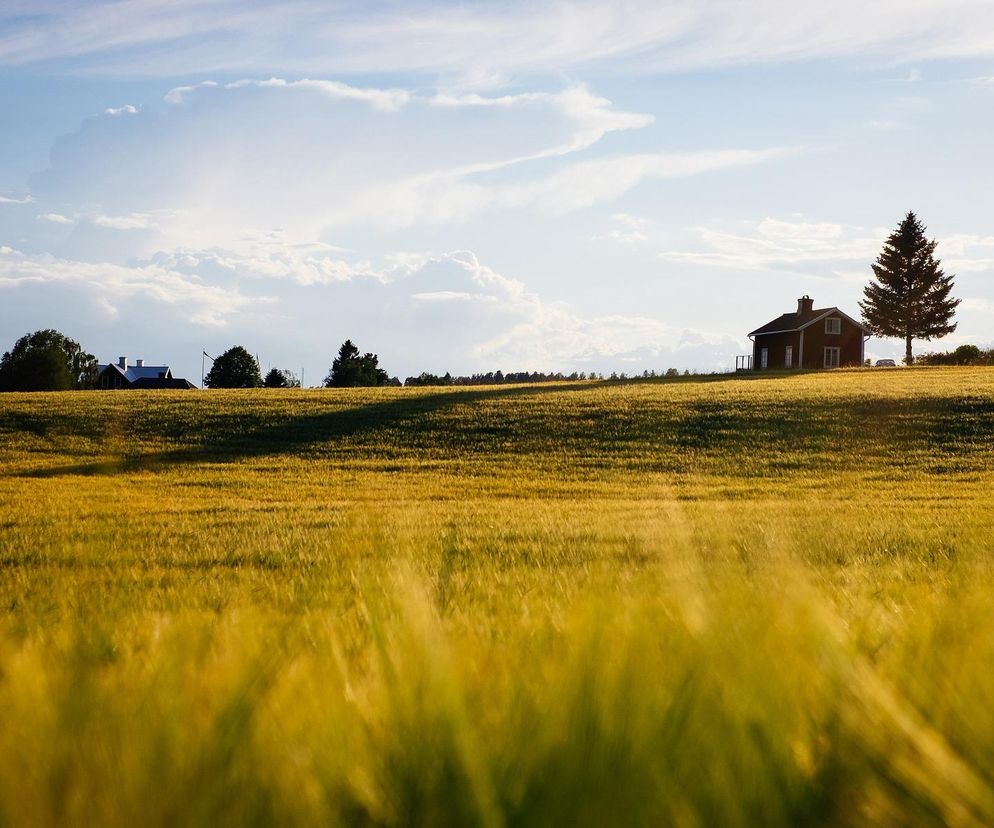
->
[96, 357, 196, 389]
[748, 296, 870, 370]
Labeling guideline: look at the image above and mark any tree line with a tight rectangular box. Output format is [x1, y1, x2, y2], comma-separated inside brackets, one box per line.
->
[916, 345, 994, 366]
[0, 211, 977, 391]
[203, 340, 401, 388]
[405, 368, 688, 386]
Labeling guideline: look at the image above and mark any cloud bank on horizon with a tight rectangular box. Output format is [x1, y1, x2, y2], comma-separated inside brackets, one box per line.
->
[1, 0, 992, 381]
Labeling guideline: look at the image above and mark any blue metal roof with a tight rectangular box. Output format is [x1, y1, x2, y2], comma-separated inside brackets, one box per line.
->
[97, 363, 172, 382]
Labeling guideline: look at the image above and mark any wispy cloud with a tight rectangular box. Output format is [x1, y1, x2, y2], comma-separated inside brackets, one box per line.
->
[103, 104, 139, 115]
[656, 218, 994, 280]
[30, 76, 763, 240]
[36, 212, 74, 224]
[4, 1, 994, 77]
[226, 77, 411, 111]
[597, 212, 649, 243]
[164, 80, 217, 104]
[659, 217, 887, 275]
[92, 212, 158, 230]
[0, 193, 33, 204]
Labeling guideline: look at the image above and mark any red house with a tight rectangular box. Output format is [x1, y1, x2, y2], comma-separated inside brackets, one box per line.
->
[748, 296, 870, 370]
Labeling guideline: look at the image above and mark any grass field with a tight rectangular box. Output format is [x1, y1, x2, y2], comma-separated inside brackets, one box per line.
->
[1, 367, 994, 826]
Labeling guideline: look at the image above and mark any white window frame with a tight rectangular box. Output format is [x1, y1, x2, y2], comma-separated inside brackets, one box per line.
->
[824, 347, 840, 368]
[785, 345, 793, 369]
[825, 317, 841, 335]
[760, 347, 768, 369]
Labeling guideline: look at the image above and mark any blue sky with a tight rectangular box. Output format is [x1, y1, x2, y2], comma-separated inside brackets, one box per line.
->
[1, 1, 993, 383]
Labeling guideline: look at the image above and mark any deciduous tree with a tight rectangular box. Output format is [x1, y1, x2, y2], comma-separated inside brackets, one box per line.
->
[204, 346, 263, 388]
[0, 329, 97, 391]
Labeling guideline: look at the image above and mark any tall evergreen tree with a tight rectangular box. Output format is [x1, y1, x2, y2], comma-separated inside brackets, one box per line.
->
[860, 212, 959, 364]
[324, 340, 389, 387]
[263, 368, 300, 388]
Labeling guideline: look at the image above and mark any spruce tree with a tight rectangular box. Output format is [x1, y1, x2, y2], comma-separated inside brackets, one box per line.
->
[860, 212, 958, 364]
[324, 340, 390, 387]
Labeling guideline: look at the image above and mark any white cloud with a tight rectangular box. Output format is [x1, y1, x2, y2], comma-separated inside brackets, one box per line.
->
[36, 212, 74, 224]
[226, 77, 411, 111]
[0, 193, 33, 204]
[656, 218, 994, 281]
[0, 248, 265, 326]
[27, 76, 781, 243]
[337, 146, 799, 230]
[492, 147, 800, 215]
[962, 297, 994, 314]
[0, 240, 742, 372]
[600, 212, 649, 243]
[164, 80, 217, 104]
[411, 290, 481, 303]
[149, 245, 393, 286]
[92, 212, 159, 230]
[395, 251, 741, 370]
[659, 217, 887, 274]
[89, 210, 172, 230]
[4, 1, 994, 78]
[940, 233, 994, 273]
[103, 104, 139, 115]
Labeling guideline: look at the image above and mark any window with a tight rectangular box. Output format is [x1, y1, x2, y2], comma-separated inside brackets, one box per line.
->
[825, 317, 841, 335]
[824, 347, 840, 368]
[760, 348, 768, 369]
[785, 345, 793, 369]
[100, 375, 109, 388]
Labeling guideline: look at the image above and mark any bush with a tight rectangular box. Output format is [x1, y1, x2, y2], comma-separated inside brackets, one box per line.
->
[917, 345, 994, 366]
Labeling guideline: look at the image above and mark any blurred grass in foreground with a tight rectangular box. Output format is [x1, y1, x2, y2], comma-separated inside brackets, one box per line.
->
[1, 367, 993, 826]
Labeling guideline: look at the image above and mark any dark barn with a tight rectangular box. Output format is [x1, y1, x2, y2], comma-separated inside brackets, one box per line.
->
[748, 296, 869, 370]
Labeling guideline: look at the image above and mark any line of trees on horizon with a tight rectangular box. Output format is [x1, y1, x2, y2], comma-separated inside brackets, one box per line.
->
[0, 211, 976, 391]
[403, 368, 691, 386]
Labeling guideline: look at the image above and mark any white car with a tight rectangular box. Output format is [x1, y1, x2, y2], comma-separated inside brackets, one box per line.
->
[875, 359, 897, 367]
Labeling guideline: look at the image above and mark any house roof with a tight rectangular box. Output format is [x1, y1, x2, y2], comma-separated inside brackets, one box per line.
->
[749, 307, 871, 337]
[97, 363, 172, 383]
[131, 377, 196, 389]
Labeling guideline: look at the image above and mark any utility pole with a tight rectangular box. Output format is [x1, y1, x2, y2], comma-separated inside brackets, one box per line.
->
[202, 350, 214, 389]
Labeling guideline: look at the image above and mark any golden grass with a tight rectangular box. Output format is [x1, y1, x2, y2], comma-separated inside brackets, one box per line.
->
[1, 367, 994, 825]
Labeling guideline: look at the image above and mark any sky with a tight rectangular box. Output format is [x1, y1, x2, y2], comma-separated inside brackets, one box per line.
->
[1, 0, 993, 384]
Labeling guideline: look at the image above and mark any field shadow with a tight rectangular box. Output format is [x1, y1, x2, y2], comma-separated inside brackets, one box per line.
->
[16, 371, 990, 480]
[16, 383, 599, 478]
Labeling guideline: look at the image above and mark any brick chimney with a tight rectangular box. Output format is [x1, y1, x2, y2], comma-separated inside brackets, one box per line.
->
[797, 295, 814, 314]
[118, 356, 127, 369]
